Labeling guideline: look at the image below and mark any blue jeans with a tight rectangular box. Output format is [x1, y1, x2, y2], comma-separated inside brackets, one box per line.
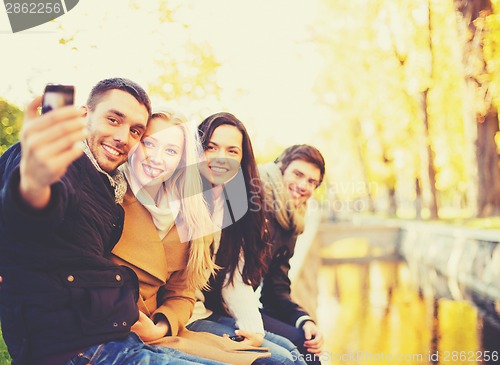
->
[261, 313, 321, 365]
[186, 314, 307, 365]
[66, 333, 230, 365]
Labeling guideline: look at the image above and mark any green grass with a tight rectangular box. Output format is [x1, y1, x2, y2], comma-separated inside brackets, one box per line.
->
[0, 328, 11, 365]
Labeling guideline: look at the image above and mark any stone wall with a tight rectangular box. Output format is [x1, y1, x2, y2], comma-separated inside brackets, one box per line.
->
[399, 222, 500, 324]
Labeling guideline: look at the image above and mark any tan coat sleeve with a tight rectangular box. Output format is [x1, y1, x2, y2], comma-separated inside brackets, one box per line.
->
[153, 269, 196, 336]
[152, 222, 196, 336]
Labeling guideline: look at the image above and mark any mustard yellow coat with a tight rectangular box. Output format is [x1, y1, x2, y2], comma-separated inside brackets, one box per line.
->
[111, 188, 194, 336]
[111, 189, 269, 365]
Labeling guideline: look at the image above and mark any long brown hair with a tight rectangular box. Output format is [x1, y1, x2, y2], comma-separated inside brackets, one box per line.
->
[198, 112, 270, 286]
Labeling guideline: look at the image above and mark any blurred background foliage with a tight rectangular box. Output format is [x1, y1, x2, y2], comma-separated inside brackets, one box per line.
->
[1, 0, 500, 223]
[311, 0, 500, 222]
[0, 100, 22, 156]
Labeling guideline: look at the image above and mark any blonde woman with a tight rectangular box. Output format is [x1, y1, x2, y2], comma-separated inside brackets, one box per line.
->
[111, 108, 269, 365]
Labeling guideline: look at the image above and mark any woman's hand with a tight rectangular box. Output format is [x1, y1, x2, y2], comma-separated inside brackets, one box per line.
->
[233, 329, 264, 347]
[131, 311, 170, 342]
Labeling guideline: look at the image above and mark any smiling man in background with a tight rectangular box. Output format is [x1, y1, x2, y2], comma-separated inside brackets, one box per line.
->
[258, 145, 326, 365]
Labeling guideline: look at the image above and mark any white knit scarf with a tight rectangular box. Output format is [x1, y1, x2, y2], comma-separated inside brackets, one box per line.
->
[123, 164, 180, 240]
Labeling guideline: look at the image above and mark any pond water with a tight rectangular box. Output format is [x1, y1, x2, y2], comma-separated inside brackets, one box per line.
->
[316, 260, 500, 365]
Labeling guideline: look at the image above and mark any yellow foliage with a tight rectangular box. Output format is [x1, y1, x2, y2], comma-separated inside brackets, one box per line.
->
[314, 0, 471, 210]
[484, 11, 500, 109]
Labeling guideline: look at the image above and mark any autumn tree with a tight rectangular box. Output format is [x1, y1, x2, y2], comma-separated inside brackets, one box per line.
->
[314, 0, 478, 219]
[454, 0, 500, 216]
[0, 100, 22, 155]
[132, 1, 222, 119]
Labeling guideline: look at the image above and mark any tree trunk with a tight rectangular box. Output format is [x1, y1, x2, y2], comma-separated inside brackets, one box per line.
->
[352, 121, 376, 213]
[453, 0, 497, 217]
[455, 0, 492, 28]
[424, 0, 439, 219]
[388, 187, 397, 216]
[423, 89, 439, 219]
[415, 177, 422, 219]
[476, 107, 500, 216]
[381, 141, 397, 216]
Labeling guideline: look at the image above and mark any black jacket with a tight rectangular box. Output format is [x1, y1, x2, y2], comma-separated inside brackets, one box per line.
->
[260, 214, 309, 327]
[0, 143, 139, 365]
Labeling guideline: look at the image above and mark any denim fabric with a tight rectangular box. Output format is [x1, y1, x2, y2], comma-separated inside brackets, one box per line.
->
[65, 333, 230, 365]
[263, 331, 307, 365]
[186, 314, 306, 365]
[261, 313, 321, 365]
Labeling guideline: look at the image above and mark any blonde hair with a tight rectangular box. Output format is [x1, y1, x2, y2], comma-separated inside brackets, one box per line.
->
[151, 108, 217, 289]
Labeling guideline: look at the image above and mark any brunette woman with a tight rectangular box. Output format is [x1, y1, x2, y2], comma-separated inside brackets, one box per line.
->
[186, 112, 307, 365]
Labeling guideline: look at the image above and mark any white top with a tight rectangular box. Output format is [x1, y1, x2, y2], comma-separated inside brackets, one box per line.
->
[189, 191, 265, 334]
[221, 251, 265, 334]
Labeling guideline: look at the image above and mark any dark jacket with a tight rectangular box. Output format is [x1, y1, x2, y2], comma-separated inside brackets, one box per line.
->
[260, 214, 309, 327]
[0, 143, 139, 365]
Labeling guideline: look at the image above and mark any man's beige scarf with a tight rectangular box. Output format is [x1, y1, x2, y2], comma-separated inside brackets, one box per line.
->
[258, 162, 306, 235]
[83, 141, 127, 204]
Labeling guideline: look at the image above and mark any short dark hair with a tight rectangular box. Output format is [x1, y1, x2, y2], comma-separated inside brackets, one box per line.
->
[275, 144, 326, 187]
[86, 78, 152, 118]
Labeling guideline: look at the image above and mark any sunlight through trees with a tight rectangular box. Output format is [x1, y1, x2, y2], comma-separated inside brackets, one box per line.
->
[1, 0, 499, 220]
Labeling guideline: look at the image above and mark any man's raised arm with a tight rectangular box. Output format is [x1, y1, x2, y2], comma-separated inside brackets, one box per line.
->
[18, 96, 86, 209]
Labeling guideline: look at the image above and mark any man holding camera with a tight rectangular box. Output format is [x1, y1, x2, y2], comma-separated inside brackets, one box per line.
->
[0, 78, 218, 365]
[259, 145, 326, 365]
